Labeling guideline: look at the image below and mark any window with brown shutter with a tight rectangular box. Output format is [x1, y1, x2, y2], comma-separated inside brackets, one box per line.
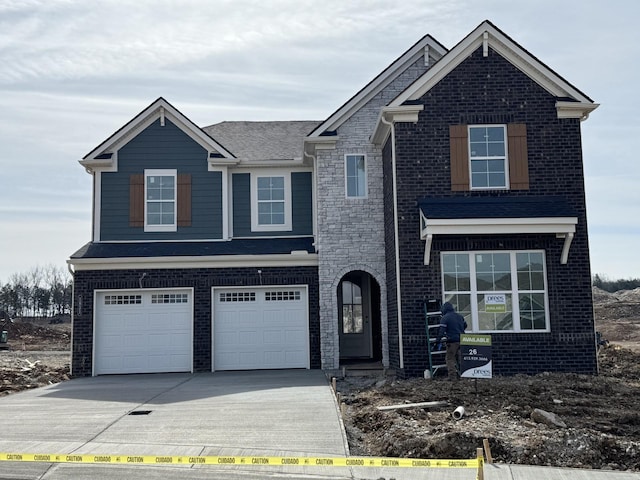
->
[449, 123, 529, 191]
[129, 171, 192, 230]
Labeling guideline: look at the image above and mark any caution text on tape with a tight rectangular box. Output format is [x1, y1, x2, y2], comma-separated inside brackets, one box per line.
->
[0, 453, 479, 468]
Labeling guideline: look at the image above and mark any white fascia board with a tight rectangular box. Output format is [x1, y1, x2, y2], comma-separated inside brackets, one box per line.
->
[81, 98, 235, 172]
[420, 216, 578, 238]
[391, 21, 594, 107]
[233, 158, 307, 168]
[68, 253, 319, 271]
[556, 101, 600, 121]
[308, 37, 447, 137]
[370, 105, 424, 145]
[303, 136, 339, 156]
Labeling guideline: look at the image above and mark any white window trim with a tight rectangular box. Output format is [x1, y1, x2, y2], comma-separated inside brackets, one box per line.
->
[441, 250, 550, 334]
[344, 154, 368, 199]
[468, 125, 510, 191]
[250, 170, 292, 232]
[144, 169, 177, 232]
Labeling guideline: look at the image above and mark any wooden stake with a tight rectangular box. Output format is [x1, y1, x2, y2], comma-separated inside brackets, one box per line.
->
[331, 377, 337, 392]
[476, 447, 484, 480]
[483, 438, 493, 463]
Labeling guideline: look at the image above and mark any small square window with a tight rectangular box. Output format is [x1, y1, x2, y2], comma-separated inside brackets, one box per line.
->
[345, 154, 366, 198]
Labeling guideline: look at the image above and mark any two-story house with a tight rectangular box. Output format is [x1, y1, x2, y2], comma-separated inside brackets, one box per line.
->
[69, 20, 598, 377]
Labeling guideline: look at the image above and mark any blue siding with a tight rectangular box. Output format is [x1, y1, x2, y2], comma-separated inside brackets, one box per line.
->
[100, 119, 223, 241]
[232, 172, 313, 237]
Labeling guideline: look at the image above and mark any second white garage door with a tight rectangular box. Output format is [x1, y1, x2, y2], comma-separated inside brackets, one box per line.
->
[212, 286, 309, 371]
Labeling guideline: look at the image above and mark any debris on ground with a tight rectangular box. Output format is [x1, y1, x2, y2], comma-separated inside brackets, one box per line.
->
[337, 287, 640, 472]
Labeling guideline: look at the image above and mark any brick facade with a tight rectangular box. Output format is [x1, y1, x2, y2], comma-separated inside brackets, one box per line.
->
[72, 266, 320, 377]
[385, 46, 597, 377]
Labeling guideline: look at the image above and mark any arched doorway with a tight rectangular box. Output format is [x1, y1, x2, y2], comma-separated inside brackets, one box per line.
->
[338, 271, 381, 360]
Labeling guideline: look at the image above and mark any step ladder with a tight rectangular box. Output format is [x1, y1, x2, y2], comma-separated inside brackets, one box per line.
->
[424, 299, 447, 378]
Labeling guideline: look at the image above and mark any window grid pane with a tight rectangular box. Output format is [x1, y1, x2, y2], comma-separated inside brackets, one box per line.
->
[469, 126, 507, 189]
[346, 155, 366, 197]
[442, 251, 548, 333]
[146, 174, 175, 226]
[257, 176, 286, 225]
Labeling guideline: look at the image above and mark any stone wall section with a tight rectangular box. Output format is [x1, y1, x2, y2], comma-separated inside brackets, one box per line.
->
[316, 58, 430, 369]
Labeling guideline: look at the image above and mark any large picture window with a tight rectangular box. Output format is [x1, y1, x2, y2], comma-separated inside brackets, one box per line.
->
[469, 125, 508, 189]
[144, 169, 176, 232]
[442, 250, 548, 332]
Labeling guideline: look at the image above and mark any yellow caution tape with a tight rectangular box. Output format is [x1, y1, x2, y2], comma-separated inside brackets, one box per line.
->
[0, 453, 479, 468]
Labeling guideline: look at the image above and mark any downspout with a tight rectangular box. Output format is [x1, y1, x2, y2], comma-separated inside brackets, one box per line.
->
[303, 148, 318, 252]
[380, 114, 405, 370]
[67, 262, 75, 377]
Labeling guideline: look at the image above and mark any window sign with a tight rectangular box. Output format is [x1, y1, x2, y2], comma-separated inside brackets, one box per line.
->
[485, 294, 506, 313]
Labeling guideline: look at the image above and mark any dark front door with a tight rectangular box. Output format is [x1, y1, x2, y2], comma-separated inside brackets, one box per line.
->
[338, 272, 373, 358]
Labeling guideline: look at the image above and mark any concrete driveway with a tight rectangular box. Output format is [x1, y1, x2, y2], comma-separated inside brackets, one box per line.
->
[0, 369, 352, 479]
[2, 371, 638, 480]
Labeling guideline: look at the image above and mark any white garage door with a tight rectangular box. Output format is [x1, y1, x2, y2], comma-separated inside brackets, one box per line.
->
[94, 289, 193, 375]
[213, 286, 309, 371]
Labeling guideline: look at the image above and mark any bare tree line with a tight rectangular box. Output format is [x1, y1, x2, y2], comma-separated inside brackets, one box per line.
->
[0, 265, 72, 319]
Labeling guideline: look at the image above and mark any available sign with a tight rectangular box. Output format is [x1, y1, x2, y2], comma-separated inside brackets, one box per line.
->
[460, 334, 492, 379]
[484, 294, 506, 313]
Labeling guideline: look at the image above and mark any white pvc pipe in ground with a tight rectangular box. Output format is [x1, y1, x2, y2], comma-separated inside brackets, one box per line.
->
[452, 406, 465, 420]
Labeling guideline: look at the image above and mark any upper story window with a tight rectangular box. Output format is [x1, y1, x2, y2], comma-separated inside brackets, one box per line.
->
[345, 154, 367, 198]
[469, 125, 508, 189]
[145, 169, 177, 232]
[449, 123, 529, 191]
[441, 250, 549, 333]
[251, 172, 292, 232]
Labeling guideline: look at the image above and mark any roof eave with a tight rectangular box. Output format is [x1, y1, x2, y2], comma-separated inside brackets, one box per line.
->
[370, 105, 425, 146]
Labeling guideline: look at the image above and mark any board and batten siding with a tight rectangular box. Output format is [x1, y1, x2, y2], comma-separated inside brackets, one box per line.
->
[100, 119, 223, 241]
[232, 172, 313, 237]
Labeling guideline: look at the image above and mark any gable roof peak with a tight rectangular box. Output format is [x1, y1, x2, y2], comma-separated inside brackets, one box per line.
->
[80, 97, 236, 172]
[390, 20, 597, 111]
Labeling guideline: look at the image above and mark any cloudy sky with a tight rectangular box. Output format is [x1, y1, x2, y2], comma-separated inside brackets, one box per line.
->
[0, 0, 638, 283]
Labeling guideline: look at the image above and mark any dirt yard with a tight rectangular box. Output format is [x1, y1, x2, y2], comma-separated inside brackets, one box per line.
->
[1, 288, 639, 471]
[337, 287, 640, 472]
[0, 319, 71, 396]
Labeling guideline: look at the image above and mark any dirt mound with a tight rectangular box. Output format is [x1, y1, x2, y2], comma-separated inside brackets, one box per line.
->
[338, 346, 640, 472]
[592, 286, 618, 304]
[0, 319, 71, 395]
[616, 287, 640, 302]
[593, 287, 640, 348]
[1, 319, 70, 351]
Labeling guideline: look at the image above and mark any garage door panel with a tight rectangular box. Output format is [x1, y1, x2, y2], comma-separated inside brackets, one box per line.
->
[95, 290, 192, 375]
[214, 287, 309, 371]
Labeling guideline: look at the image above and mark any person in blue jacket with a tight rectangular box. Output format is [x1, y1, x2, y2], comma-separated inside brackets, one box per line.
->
[436, 302, 467, 380]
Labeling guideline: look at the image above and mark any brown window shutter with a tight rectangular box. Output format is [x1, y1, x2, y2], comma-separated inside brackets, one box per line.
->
[129, 174, 144, 227]
[508, 123, 529, 190]
[449, 125, 469, 191]
[177, 174, 192, 227]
